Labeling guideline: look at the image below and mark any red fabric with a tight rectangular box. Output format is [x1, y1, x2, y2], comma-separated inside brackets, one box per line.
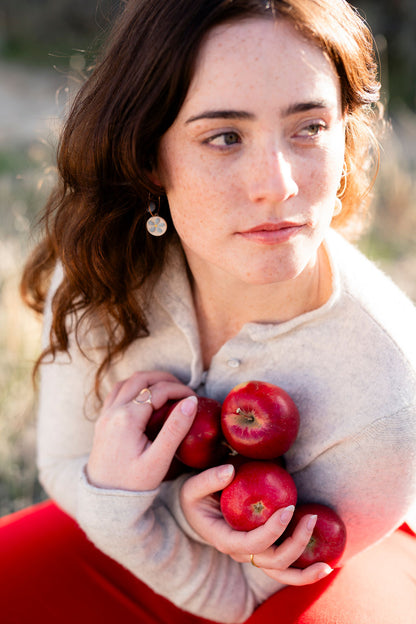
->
[1, 500, 416, 624]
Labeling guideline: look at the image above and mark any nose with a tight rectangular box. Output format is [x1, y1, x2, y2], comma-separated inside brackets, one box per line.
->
[247, 148, 298, 204]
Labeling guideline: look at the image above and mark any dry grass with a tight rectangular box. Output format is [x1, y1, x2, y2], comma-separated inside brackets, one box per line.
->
[0, 159, 55, 515]
[0, 264, 42, 515]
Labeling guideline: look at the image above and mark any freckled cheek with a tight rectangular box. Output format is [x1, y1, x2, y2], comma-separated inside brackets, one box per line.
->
[165, 163, 238, 237]
[167, 181, 220, 243]
[301, 150, 342, 204]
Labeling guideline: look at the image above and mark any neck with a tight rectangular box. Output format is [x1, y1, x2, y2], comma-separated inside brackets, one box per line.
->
[189, 245, 331, 369]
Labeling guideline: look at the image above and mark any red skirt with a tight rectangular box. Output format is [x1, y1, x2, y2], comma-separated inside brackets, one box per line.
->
[1, 500, 416, 624]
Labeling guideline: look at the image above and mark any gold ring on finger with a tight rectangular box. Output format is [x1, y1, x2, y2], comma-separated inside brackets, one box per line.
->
[132, 387, 153, 408]
[250, 554, 260, 568]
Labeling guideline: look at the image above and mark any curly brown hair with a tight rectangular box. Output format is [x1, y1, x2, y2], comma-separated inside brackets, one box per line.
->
[21, 0, 381, 397]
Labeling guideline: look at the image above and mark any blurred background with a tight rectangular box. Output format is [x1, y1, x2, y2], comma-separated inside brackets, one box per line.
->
[0, 0, 415, 516]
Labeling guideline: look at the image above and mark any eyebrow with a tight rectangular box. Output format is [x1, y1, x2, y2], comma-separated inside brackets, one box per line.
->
[185, 110, 255, 124]
[282, 100, 329, 116]
[185, 100, 331, 124]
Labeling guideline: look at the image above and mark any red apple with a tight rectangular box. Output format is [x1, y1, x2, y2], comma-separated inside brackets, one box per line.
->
[212, 455, 286, 503]
[175, 396, 228, 469]
[221, 381, 300, 459]
[220, 460, 297, 531]
[145, 399, 177, 441]
[287, 503, 347, 568]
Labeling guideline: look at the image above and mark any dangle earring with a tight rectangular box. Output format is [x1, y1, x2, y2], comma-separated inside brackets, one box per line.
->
[146, 195, 167, 236]
[334, 164, 348, 217]
[334, 196, 343, 216]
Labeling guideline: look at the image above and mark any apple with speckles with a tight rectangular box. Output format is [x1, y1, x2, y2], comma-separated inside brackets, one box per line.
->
[221, 381, 300, 459]
[220, 460, 297, 531]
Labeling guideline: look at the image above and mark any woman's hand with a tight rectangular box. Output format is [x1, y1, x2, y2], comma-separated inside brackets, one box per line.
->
[180, 465, 333, 586]
[86, 371, 197, 491]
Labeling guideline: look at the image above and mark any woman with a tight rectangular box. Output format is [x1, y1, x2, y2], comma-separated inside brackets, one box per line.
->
[2, 0, 416, 622]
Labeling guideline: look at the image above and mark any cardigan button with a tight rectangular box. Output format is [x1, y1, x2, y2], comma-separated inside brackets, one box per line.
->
[227, 358, 241, 368]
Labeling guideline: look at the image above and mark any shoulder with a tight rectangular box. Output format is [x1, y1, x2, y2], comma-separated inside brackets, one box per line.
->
[327, 229, 414, 307]
[327, 229, 416, 367]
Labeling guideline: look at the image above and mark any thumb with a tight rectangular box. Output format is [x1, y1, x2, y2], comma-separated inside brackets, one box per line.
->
[144, 396, 198, 479]
[182, 463, 235, 503]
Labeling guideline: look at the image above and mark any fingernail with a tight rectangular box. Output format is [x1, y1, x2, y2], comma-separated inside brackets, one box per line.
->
[307, 515, 318, 531]
[217, 464, 234, 480]
[180, 395, 198, 416]
[280, 505, 295, 524]
[318, 565, 333, 579]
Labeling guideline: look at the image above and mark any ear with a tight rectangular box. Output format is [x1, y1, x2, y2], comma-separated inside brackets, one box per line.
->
[148, 169, 163, 187]
[144, 167, 165, 196]
[146, 150, 166, 192]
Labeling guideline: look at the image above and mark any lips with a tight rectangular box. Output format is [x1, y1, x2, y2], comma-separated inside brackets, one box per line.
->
[237, 221, 305, 244]
[241, 221, 301, 233]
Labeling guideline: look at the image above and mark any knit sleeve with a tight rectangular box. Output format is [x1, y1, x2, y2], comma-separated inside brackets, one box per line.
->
[291, 405, 416, 563]
[76, 470, 284, 623]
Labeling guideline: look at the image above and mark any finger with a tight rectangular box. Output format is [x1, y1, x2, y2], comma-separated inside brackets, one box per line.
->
[144, 380, 196, 410]
[112, 371, 183, 407]
[102, 380, 125, 410]
[128, 381, 197, 432]
[182, 464, 236, 503]
[181, 502, 295, 557]
[181, 468, 296, 555]
[250, 513, 318, 570]
[263, 561, 333, 586]
[238, 505, 296, 553]
[215, 505, 296, 555]
[140, 396, 198, 482]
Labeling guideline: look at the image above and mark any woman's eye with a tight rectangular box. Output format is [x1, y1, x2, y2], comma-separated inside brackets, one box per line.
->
[295, 123, 326, 138]
[206, 131, 241, 147]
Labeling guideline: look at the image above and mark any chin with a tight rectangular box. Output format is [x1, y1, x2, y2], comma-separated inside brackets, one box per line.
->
[234, 272, 303, 287]
[233, 260, 309, 286]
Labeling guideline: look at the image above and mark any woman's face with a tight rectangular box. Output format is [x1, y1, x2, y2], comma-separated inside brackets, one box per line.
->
[156, 18, 345, 286]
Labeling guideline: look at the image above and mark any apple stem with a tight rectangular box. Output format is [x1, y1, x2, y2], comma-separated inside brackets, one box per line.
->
[236, 408, 255, 423]
[222, 441, 238, 455]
